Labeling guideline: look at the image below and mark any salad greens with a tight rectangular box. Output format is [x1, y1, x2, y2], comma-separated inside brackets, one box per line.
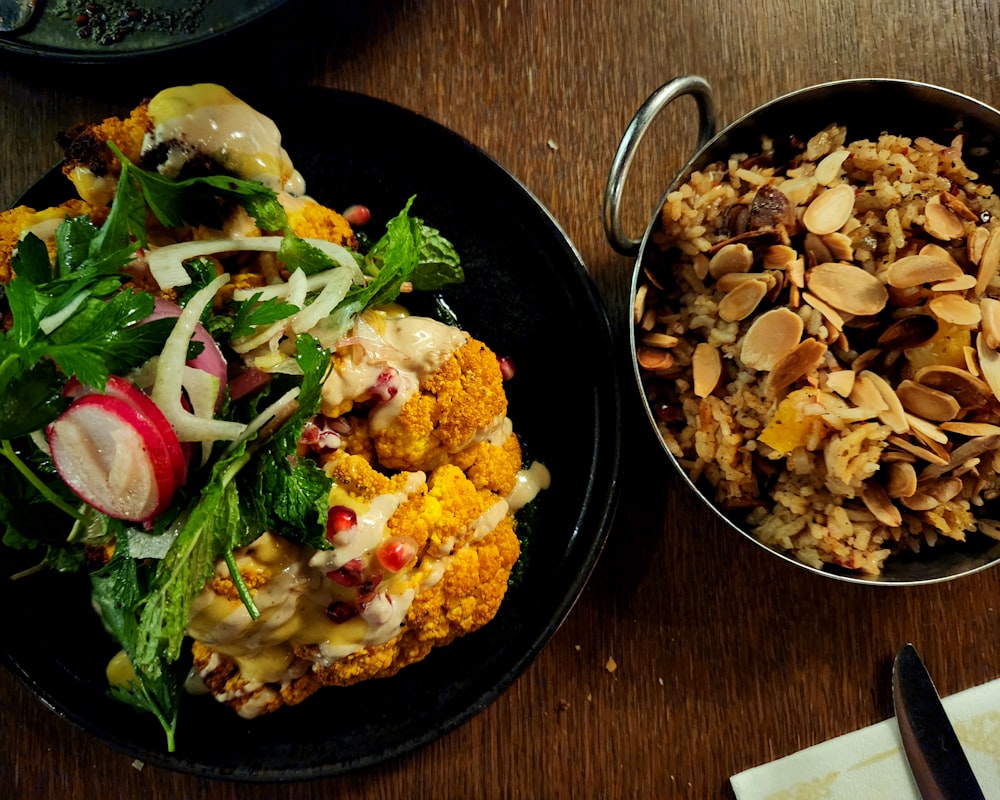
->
[0, 147, 464, 750]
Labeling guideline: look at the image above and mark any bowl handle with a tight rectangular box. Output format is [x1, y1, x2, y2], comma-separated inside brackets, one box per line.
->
[603, 75, 717, 257]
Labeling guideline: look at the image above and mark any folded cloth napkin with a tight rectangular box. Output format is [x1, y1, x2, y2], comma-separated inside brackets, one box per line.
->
[730, 677, 1000, 799]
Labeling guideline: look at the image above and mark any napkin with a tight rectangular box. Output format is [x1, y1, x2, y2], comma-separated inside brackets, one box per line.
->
[730, 677, 1000, 799]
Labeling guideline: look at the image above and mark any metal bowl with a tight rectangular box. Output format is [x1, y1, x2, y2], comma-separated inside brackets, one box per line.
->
[605, 76, 1000, 584]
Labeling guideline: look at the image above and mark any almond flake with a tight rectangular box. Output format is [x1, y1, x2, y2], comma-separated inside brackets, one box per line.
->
[975, 226, 1000, 295]
[708, 242, 754, 279]
[814, 149, 851, 186]
[860, 480, 902, 527]
[692, 343, 722, 398]
[718, 279, 768, 322]
[923, 193, 966, 240]
[968, 226, 990, 265]
[886, 253, 964, 288]
[825, 369, 856, 397]
[636, 347, 675, 372]
[859, 369, 908, 433]
[927, 294, 981, 327]
[941, 421, 1000, 437]
[805, 262, 888, 315]
[930, 274, 977, 292]
[895, 379, 961, 421]
[981, 297, 1000, 348]
[740, 307, 804, 371]
[886, 461, 918, 498]
[766, 337, 827, 400]
[802, 183, 855, 235]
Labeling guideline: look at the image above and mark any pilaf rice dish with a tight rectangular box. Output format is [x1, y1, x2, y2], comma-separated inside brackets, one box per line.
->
[636, 123, 1000, 575]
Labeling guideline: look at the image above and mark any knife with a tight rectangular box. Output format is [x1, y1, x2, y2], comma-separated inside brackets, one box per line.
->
[892, 643, 986, 800]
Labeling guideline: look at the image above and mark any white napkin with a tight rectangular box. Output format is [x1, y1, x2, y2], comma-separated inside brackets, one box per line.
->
[731, 677, 1000, 799]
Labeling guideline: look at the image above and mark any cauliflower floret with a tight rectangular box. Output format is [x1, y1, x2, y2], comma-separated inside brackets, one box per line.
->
[188, 456, 520, 717]
[0, 200, 98, 285]
[281, 195, 358, 250]
[373, 338, 509, 472]
[59, 103, 153, 205]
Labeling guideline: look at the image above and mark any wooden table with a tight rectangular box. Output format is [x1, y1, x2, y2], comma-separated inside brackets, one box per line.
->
[3, 0, 1000, 796]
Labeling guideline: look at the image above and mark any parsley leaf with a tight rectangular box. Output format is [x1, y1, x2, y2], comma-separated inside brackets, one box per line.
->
[229, 292, 299, 340]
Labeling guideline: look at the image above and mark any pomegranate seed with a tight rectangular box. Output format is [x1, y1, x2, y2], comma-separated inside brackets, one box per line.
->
[325, 505, 357, 544]
[356, 576, 382, 603]
[368, 368, 399, 404]
[497, 355, 515, 381]
[342, 204, 372, 227]
[326, 601, 358, 623]
[376, 536, 418, 573]
[327, 558, 365, 586]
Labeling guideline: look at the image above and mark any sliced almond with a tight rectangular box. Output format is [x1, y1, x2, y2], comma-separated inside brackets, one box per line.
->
[860, 480, 902, 527]
[930, 274, 977, 292]
[968, 226, 990, 265]
[803, 232, 833, 266]
[805, 262, 889, 315]
[981, 297, 1000, 349]
[975, 331, 1000, 404]
[859, 369, 908, 433]
[766, 337, 827, 400]
[802, 291, 846, 334]
[940, 191, 980, 222]
[905, 413, 949, 445]
[692, 342, 722, 398]
[821, 231, 854, 261]
[814, 149, 851, 186]
[763, 244, 798, 269]
[885, 253, 964, 288]
[636, 346, 675, 371]
[877, 315, 938, 350]
[975, 226, 1000, 295]
[802, 183, 855, 235]
[708, 242, 754, 279]
[900, 492, 939, 511]
[927, 294, 982, 327]
[914, 364, 992, 411]
[886, 461, 918, 498]
[887, 435, 951, 467]
[633, 283, 649, 325]
[740, 307, 804, 371]
[787, 256, 805, 289]
[895, 379, 961, 421]
[716, 272, 776, 292]
[825, 369, 856, 397]
[920, 476, 964, 503]
[941, 421, 1000, 437]
[718, 279, 768, 322]
[921, 434, 1000, 479]
[639, 332, 679, 348]
[849, 373, 889, 412]
[919, 242, 962, 269]
[639, 308, 657, 331]
[923, 193, 966, 240]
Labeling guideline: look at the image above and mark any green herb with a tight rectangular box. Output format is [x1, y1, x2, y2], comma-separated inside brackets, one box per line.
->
[229, 292, 299, 340]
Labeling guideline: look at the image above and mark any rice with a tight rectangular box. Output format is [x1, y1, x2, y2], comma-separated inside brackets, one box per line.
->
[636, 123, 1000, 575]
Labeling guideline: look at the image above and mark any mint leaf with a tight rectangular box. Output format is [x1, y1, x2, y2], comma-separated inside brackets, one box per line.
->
[278, 234, 341, 276]
[92, 552, 183, 751]
[411, 223, 464, 291]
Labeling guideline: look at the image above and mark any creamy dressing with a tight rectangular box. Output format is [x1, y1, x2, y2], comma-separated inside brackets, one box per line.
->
[320, 315, 469, 431]
[144, 83, 305, 195]
[508, 461, 552, 512]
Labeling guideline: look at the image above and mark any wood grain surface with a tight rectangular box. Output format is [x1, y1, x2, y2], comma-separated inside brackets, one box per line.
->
[4, 0, 1000, 797]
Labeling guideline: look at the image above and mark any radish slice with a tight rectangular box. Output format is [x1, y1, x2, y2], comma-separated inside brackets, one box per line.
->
[47, 394, 177, 522]
[62, 376, 187, 488]
[228, 368, 272, 401]
[103, 376, 188, 488]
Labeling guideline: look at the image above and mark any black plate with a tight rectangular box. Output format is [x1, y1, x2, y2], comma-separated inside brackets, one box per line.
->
[0, 0, 288, 61]
[0, 87, 621, 781]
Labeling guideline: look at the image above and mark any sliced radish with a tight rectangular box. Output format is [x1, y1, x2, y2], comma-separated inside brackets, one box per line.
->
[103, 376, 187, 488]
[62, 376, 187, 489]
[47, 394, 178, 522]
[228, 367, 273, 401]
